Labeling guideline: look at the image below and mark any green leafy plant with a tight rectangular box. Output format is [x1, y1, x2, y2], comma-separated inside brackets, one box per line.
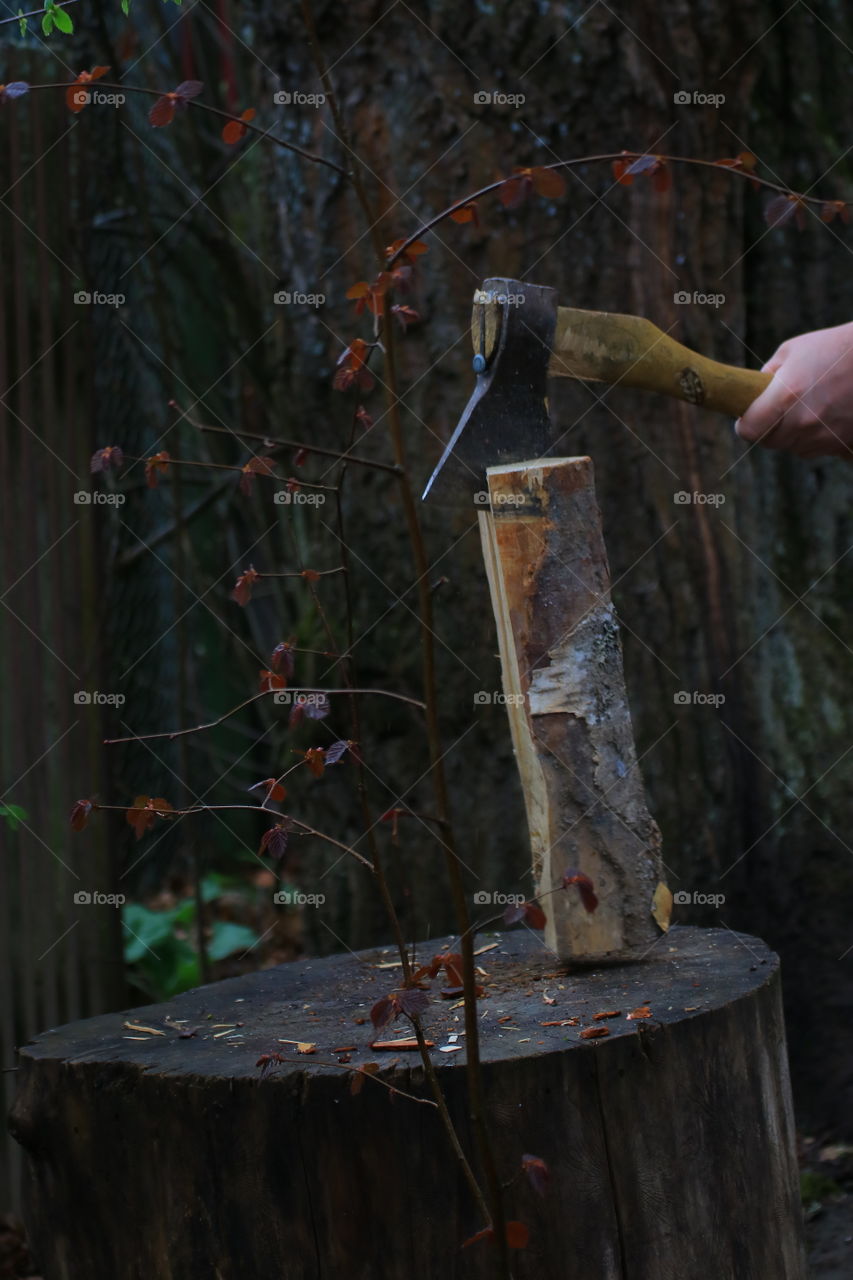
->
[122, 874, 259, 1000]
[0, 803, 28, 831]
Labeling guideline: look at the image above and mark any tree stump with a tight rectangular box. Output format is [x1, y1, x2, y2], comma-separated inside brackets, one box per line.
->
[10, 926, 806, 1280]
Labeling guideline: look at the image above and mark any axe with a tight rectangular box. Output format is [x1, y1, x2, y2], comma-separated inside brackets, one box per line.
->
[422, 278, 766, 960]
[422, 277, 771, 505]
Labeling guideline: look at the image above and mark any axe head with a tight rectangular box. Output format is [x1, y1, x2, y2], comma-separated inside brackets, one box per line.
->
[422, 278, 558, 507]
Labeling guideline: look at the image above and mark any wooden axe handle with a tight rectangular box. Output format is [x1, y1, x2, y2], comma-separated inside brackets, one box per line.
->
[472, 295, 771, 418]
[551, 307, 771, 418]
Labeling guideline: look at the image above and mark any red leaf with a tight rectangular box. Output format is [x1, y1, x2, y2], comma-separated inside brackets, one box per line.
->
[350, 1062, 379, 1096]
[391, 304, 420, 332]
[764, 194, 798, 229]
[270, 641, 295, 678]
[292, 448, 309, 466]
[240, 455, 276, 496]
[70, 799, 93, 832]
[126, 795, 173, 841]
[324, 739, 350, 765]
[149, 94, 177, 128]
[222, 107, 255, 144]
[66, 67, 110, 113]
[506, 1222, 529, 1249]
[355, 405, 374, 432]
[450, 202, 479, 226]
[562, 868, 599, 913]
[612, 154, 635, 185]
[176, 80, 204, 100]
[370, 993, 399, 1031]
[399, 988, 429, 1018]
[333, 339, 374, 393]
[462, 1222, 529, 1252]
[521, 1154, 550, 1198]
[302, 569, 321, 582]
[0, 82, 30, 105]
[91, 445, 124, 474]
[384, 237, 428, 266]
[531, 166, 566, 199]
[232, 567, 260, 606]
[441, 953, 464, 988]
[652, 161, 671, 193]
[259, 669, 286, 692]
[500, 172, 530, 208]
[625, 154, 658, 176]
[145, 450, 170, 489]
[250, 777, 286, 803]
[304, 747, 325, 778]
[304, 692, 330, 721]
[259, 824, 289, 859]
[523, 902, 547, 930]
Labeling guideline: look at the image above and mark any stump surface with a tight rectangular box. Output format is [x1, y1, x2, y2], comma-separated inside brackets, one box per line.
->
[11, 926, 806, 1279]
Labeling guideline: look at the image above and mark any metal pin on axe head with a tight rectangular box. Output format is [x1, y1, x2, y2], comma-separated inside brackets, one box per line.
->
[421, 278, 558, 506]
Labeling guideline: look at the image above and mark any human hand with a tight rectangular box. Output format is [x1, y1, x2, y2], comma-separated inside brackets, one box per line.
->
[735, 321, 853, 457]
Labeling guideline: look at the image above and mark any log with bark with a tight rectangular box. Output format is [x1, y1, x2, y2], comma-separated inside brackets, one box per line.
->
[10, 925, 806, 1279]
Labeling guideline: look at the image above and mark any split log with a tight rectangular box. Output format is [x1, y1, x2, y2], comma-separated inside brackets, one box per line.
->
[479, 455, 667, 960]
[11, 926, 805, 1279]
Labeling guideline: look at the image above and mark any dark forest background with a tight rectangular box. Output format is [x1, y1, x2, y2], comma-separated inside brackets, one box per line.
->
[3, 0, 853, 1207]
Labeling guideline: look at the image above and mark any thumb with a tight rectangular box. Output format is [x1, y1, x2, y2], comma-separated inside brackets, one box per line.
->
[735, 368, 790, 442]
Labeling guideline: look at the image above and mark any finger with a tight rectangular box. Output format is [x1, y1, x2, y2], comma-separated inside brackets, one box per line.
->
[735, 374, 793, 443]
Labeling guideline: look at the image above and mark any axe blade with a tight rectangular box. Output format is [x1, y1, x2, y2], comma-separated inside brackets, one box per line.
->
[422, 278, 559, 508]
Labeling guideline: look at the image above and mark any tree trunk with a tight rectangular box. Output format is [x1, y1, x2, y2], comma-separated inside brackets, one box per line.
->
[11, 926, 805, 1279]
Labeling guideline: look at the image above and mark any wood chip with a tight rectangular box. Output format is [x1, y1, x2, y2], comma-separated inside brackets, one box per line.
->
[123, 1022, 165, 1036]
[592, 1010, 621, 1021]
[473, 942, 499, 956]
[541, 1018, 579, 1027]
[277, 1039, 316, 1053]
[627, 1006, 651, 1020]
[122, 1036, 151, 1041]
[580, 1026, 610, 1040]
[370, 1038, 433, 1051]
[439, 1045, 463, 1053]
